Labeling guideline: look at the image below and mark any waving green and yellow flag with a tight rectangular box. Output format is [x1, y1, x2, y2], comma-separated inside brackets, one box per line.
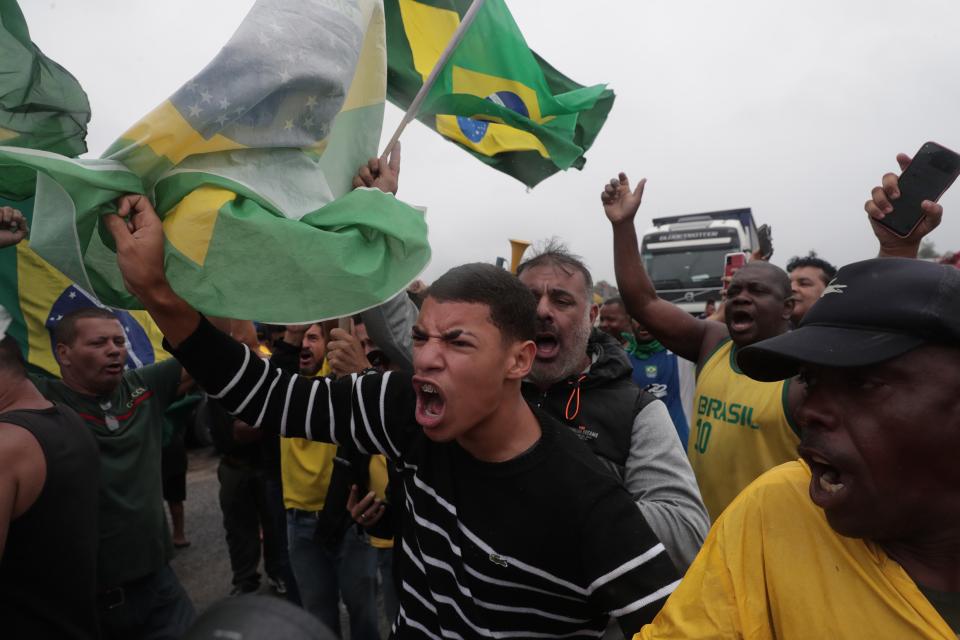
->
[0, 0, 169, 375]
[0, 0, 430, 323]
[385, 0, 615, 188]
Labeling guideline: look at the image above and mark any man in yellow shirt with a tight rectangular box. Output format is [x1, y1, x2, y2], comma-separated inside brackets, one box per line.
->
[635, 256, 960, 638]
[274, 323, 379, 639]
[602, 174, 803, 520]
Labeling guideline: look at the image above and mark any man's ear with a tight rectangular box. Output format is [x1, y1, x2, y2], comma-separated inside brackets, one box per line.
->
[588, 303, 599, 325]
[505, 339, 537, 381]
[55, 343, 69, 366]
[782, 296, 796, 321]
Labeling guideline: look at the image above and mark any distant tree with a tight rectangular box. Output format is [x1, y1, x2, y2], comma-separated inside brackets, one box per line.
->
[918, 240, 939, 260]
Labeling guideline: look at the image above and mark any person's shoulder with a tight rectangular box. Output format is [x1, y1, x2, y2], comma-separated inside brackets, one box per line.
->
[124, 357, 180, 388]
[720, 461, 815, 526]
[537, 412, 623, 488]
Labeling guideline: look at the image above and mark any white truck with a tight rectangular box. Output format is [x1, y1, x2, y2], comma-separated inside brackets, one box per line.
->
[640, 208, 760, 314]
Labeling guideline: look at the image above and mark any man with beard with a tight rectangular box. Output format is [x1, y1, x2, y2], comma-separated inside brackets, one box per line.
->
[633, 257, 960, 638]
[100, 190, 680, 638]
[517, 245, 708, 573]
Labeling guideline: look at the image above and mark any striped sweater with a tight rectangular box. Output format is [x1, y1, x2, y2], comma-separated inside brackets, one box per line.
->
[169, 318, 679, 638]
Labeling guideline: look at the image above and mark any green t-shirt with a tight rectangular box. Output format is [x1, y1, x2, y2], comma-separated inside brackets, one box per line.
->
[31, 358, 183, 587]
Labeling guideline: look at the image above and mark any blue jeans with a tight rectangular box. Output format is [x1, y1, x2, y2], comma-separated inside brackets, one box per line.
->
[377, 547, 399, 626]
[286, 510, 379, 640]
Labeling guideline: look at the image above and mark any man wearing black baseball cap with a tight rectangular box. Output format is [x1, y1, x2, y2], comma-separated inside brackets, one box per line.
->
[633, 257, 960, 638]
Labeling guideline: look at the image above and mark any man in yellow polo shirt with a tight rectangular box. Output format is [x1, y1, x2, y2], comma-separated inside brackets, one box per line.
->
[273, 323, 379, 640]
[634, 257, 960, 638]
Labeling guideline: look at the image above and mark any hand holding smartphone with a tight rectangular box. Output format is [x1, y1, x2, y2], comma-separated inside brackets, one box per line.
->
[877, 141, 960, 238]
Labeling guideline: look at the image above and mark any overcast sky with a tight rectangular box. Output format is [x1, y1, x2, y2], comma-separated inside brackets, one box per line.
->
[19, 0, 960, 285]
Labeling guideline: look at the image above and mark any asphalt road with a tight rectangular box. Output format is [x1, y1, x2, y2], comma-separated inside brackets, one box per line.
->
[169, 447, 388, 637]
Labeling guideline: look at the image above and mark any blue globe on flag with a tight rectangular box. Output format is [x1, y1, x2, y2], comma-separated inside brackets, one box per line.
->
[457, 91, 530, 143]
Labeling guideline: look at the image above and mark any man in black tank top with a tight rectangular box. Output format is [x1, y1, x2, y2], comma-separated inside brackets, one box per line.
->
[0, 311, 101, 639]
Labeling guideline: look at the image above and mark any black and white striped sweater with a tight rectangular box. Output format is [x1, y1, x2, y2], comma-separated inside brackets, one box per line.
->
[169, 318, 679, 639]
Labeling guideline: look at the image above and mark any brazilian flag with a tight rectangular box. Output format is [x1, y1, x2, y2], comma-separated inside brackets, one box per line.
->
[385, 0, 615, 188]
[0, 1, 168, 375]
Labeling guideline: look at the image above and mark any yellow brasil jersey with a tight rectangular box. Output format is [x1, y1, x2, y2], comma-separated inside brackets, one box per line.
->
[635, 462, 956, 640]
[688, 338, 799, 520]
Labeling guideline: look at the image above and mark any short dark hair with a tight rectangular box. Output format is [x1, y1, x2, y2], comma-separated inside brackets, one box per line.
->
[53, 307, 120, 347]
[735, 261, 793, 299]
[602, 296, 624, 308]
[516, 239, 594, 297]
[0, 336, 27, 378]
[426, 263, 536, 343]
[786, 256, 837, 285]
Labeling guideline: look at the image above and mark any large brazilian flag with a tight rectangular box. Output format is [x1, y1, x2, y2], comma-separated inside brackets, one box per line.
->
[0, 0, 430, 324]
[0, 1, 167, 376]
[385, 0, 615, 188]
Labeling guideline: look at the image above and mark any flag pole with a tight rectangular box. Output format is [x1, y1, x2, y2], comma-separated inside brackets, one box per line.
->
[380, 0, 487, 159]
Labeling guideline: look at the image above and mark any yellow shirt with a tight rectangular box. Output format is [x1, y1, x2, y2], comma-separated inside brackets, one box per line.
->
[281, 361, 336, 511]
[367, 454, 393, 550]
[634, 462, 956, 640]
[688, 339, 799, 520]
[281, 362, 394, 550]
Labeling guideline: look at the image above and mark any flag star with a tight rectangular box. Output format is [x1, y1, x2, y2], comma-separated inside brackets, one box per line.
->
[284, 120, 294, 130]
[305, 95, 317, 110]
[56, 314, 63, 321]
[185, 80, 197, 92]
[188, 104, 203, 118]
[49, 316, 55, 323]
[279, 69, 292, 83]
[303, 115, 315, 127]
[200, 90, 213, 104]
[219, 97, 231, 110]
[68, 291, 77, 299]
[283, 51, 295, 63]
[269, 21, 283, 33]
[216, 114, 229, 126]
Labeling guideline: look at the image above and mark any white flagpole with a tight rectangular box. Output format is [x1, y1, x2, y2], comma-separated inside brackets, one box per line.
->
[380, 0, 487, 158]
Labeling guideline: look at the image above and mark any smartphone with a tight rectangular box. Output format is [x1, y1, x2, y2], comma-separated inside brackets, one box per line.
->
[879, 141, 960, 237]
[723, 252, 748, 292]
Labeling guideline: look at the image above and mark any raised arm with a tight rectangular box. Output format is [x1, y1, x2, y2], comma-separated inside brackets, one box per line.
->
[0, 206, 29, 249]
[865, 153, 943, 259]
[101, 195, 416, 460]
[602, 173, 727, 363]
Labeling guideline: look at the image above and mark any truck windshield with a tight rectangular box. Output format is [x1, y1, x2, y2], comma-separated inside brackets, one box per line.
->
[642, 248, 729, 290]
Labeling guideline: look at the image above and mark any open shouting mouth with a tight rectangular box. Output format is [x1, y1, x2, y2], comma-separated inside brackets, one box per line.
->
[413, 377, 446, 429]
[800, 447, 851, 509]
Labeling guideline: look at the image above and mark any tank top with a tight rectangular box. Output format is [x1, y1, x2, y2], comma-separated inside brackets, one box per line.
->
[0, 405, 101, 640]
[688, 339, 800, 520]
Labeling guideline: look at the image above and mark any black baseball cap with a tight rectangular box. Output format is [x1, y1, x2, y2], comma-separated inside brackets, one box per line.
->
[737, 258, 960, 381]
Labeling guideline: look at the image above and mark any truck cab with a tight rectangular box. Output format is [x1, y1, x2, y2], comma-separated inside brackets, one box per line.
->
[640, 208, 759, 314]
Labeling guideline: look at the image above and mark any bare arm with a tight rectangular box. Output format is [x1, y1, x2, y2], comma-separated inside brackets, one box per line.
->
[602, 173, 727, 363]
[865, 153, 943, 259]
[0, 424, 46, 557]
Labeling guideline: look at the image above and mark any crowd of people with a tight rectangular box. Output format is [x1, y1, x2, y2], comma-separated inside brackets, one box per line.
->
[0, 147, 957, 640]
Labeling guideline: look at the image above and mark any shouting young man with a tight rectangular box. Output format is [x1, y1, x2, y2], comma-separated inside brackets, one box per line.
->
[102, 192, 679, 639]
